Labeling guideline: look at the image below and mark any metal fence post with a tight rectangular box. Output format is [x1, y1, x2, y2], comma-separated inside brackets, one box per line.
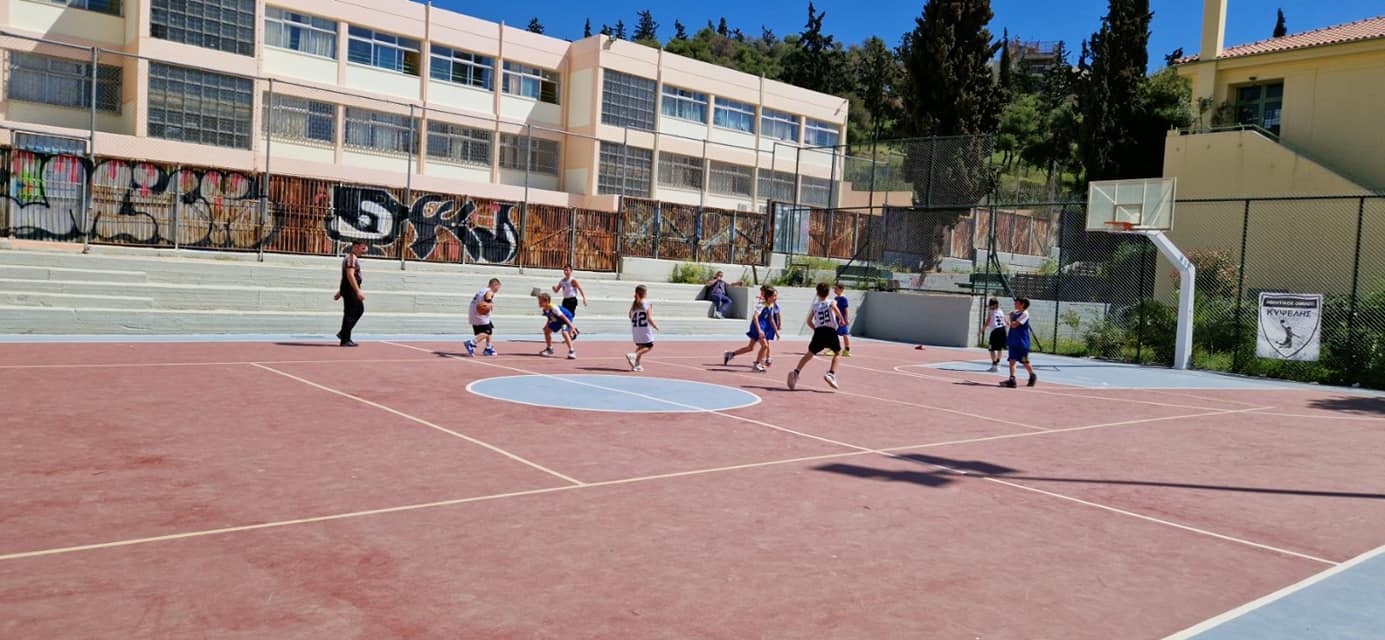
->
[729, 209, 737, 265]
[652, 201, 661, 260]
[1051, 206, 1066, 350]
[400, 103, 415, 271]
[259, 78, 273, 262]
[1347, 196, 1367, 379]
[828, 143, 839, 209]
[1231, 199, 1252, 371]
[567, 206, 577, 267]
[82, 46, 98, 254]
[172, 164, 182, 250]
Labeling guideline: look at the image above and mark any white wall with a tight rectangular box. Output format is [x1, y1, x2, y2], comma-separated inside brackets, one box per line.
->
[860, 292, 975, 347]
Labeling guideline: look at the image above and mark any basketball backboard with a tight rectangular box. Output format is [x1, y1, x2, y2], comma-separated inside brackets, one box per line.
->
[1086, 177, 1176, 232]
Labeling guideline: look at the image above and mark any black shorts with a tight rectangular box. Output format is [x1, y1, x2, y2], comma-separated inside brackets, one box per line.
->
[562, 297, 579, 314]
[989, 327, 1008, 351]
[808, 326, 842, 355]
[635, 342, 654, 349]
[472, 323, 494, 336]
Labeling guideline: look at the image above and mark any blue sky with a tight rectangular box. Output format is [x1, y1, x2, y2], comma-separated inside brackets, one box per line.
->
[425, 0, 1383, 70]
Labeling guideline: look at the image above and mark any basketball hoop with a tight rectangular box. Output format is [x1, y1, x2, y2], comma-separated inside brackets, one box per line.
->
[1103, 220, 1135, 233]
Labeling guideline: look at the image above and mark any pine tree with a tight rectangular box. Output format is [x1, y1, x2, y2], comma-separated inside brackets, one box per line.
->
[600, 24, 612, 37]
[717, 18, 729, 37]
[584, 18, 592, 39]
[1273, 9, 1287, 38]
[614, 20, 627, 40]
[1078, 0, 1151, 181]
[781, 2, 845, 95]
[674, 20, 688, 40]
[634, 10, 659, 42]
[853, 36, 900, 140]
[526, 18, 544, 34]
[998, 28, 1013, 93]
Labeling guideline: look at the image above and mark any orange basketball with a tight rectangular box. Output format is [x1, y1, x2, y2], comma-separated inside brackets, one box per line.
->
[477, 301, 493, 316]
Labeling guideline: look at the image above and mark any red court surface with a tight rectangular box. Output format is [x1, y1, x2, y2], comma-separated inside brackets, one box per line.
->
[3, 338, 1384, 639]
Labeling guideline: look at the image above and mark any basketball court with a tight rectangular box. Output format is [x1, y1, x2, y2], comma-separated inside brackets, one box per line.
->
[3, 335, 1383, 639]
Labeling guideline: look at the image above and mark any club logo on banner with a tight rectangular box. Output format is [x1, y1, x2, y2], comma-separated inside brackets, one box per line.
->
[1257, 293, 1323, 361]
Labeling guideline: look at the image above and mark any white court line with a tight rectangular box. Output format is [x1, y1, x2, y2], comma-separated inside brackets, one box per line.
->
[1162, 542, 1385, 639]
[0, 357, 444, 370]
[463, 374, 762, 414]
[984, 477, 1337, 565]
[383, 341, 877, 453]
[249, 363, 584, 486]
[649, 357, 1050, 432]
[0, 449, 874, 562]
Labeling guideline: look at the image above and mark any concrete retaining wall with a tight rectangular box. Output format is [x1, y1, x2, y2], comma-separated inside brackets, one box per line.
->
[859, 291, 976, 347]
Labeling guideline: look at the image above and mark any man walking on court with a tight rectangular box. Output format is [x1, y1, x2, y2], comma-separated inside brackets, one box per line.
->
[706, 271, 733, 319]
[333, 240, 367, 347]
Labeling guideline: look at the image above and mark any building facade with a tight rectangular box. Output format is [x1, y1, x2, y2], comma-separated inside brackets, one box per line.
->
[0, 0, 849, 216]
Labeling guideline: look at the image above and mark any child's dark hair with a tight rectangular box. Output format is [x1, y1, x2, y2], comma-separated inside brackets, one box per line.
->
[630, 285, 647, 312]
[815, 282, 830, 297]
[350, 239, 366, 247]
[538, 292, 551, 303]
[489, 278, 501, 287]
[762, 285, 777, 298]
[1015, 297, 1030, 310]
[988, 298, 999, 308]
[834, 282, 845, 290]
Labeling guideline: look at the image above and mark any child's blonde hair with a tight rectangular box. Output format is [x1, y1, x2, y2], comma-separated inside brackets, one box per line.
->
[537, 292, 552, 303]
[631, 285, 648, 313]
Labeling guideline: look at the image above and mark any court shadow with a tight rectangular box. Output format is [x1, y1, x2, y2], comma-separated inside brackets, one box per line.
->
[273, 342, 342, 348]
[815, 463, 955, 487]
[952, 381, 998, 388]
[896, 454, 1019, 476]
[742, 384, 832, 394]
[433, 351, 469, 358]
[578, 366, 633, 373]
[1307, 396, 1385, 416]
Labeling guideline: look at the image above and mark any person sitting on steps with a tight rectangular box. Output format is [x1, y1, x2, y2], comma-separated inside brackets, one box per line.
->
[706, 270, 733, 319]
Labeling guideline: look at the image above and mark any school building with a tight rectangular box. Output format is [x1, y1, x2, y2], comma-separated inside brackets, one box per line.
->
[0, 0, 849, 218]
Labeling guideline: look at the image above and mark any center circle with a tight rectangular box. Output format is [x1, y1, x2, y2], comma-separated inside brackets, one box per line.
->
[466, 374, 762, 413]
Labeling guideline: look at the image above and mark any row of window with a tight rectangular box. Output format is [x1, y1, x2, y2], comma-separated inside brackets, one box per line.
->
[602, 143, 833, 205]
[605, 71, 840, 146]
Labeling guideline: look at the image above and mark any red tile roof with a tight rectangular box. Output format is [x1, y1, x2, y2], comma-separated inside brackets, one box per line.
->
[1180, 15, 1385, 63]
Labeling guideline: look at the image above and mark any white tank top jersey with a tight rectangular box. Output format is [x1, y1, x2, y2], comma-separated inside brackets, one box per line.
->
[811, 299, 839, 330]
[468, 288, 492, 325]
[990, 309, 1007, 331]
[558, 277, 579, 299]
[630, 301, 655, 344]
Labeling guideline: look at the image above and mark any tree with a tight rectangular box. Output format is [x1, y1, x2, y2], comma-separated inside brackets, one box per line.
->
[673, 20, 688, 40]
[717, 18, 729, 37]
[1123, 67, 1193, 177]
[1078, 0, 1152, 182]
[1163, 47, 1184, 67]
[526, 18, 544, 34]
[584, 18, 592, 38]
[998, 28, 1013, 93]
[996, 93, 1042, 170]
[634, 10, 659, 43]
[1273, 9, 1287, 38]
[600, 23, 612, 37]
[781, 2, 846, 95]
[850, 36, 900, 141]
[614, 20, 627, 40]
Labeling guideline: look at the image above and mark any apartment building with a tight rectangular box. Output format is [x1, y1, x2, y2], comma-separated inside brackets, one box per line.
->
[0, 0, 849, 213]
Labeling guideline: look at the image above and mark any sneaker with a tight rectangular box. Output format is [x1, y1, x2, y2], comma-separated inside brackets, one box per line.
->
[1027, 375, 1038, 387]
[541, 347, 555, 356]
[764, 358, 773, 368]
[787, 369, 800, 390]
[723, 351, 734, 366]
[483, 348, 497, 357]
[633, 365, 644, 372]
[824, 371, 839, 389]
[567, 351, 577, 360]
[843, 349, 852, 357]
[714, 311, 724, 319]
[753, 362, 766, 372]
[626, 353, 639, 370]
[1000, 378, 1018, 388]
[464, 340, 476, 357]
[987, 364, 999, 373]
[340, 340, 358, 347]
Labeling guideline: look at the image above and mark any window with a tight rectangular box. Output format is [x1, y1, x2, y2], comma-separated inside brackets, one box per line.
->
[657, 153, 704, 191]
[40, 0, 120, 16]
[347, 26, 421, 76]
[427, 121, 491, 166]
[265, 7, 338, 59]
[800, 176, 833, 207]
[805, 119, 840, 148]
[601, 70, 655, 131]
[148, 63, 253, 149]
[344, 108, 418, 154]
[264, 94, 335, 143]
[502, 62, 559, 104]
[498, 134, 560, 175]
[661, 86, 707, 123]
[7, 52, 121, 113]
[708, 161, 753, 197]
[1235, 82, 1284, 136]
[598, 142, 652, 197]
[431, 46, 493, 90]
[713, 97, 755, 134]
[151, 0, 256, 57]
[761, 108, 800, 143]
[758, 170, 795, 202]
[14, 132, 86, 155]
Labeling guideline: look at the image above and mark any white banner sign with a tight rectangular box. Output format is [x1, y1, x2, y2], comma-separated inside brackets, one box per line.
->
[1257, 293, 1323, 361]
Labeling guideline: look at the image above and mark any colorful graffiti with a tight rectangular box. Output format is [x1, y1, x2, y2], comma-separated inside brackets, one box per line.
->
[327, 186, 519, 264]
[2, 151, 273, 249]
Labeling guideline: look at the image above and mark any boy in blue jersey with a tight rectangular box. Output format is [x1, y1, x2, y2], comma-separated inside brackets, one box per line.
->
[833, 283, 852, 357]
[723, 286, 779, 372]
[536, 292, 577, 360]
[1000, 297, 1037, 388]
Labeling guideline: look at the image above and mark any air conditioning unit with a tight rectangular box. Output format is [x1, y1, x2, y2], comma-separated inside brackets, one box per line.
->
[736, 204, 750, 212]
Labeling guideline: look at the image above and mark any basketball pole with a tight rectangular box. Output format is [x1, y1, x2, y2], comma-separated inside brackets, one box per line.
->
[1137, 230, 1195, 370]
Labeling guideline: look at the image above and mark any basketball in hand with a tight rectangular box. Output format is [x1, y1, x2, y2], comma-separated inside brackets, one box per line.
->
[477, 301, 493, 316]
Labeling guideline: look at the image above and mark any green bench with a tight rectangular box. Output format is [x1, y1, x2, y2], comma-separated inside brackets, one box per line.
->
[956, 272, 1006, 292]
[835, 264, 896, 291]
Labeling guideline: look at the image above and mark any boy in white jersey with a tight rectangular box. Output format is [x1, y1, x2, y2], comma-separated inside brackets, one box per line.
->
[981, 298, 1007, 372]
[626, 285, 660, 371]
[553, 265, 588, 338]
[465, 278, 501, 357]
[788, 282, 846, 390]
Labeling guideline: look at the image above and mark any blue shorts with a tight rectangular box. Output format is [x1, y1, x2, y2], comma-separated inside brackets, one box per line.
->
[747, 327, 776, 341]
[1008, 346, 1030, 363]
[836, 324, 850, 337]
[547, 321, 572, 334]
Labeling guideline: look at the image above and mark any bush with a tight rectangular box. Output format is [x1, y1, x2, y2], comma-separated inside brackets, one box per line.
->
[1083, 320, 1128, 359]
[669, 262, 717, 285]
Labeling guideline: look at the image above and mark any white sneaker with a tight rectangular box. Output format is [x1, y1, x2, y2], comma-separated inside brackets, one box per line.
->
[787, 369, 799, 390]
[987, 364, 999, 373]
[567, 351, 577, 360]
[753, 362, 766, 372]
[633, 365, 644, 372]
[714, 311, 724, 319]
[626, 353, 638, 370]
[824, 372, 839, 389]
[541, 347, 554, 356]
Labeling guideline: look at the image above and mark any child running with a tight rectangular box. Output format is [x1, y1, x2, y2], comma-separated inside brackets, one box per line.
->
[1000, 297, 1038, 388]
[981, 297, 1007, 372]
[788, 283, 846, 390]
[625, 285, 659, 372]
[553, 265, 587, 340]
[465, 278, 501, 357]
[537, 292, 578, 359]
[833, 283, 852, 357]
[723, 285, 778, 372]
